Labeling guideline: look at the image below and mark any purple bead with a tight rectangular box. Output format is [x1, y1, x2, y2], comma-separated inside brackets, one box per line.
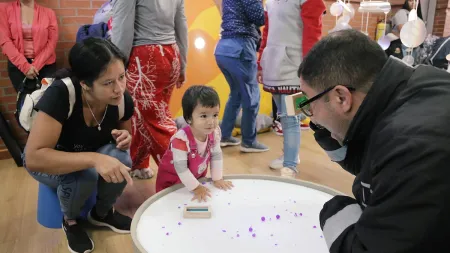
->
[320, 236, 323, 238]
[178, 222, 182, 225]
[261, 216, 266, 222]
[300, 213, 303, 216]
[166, 232, 169, 236]
[222, 229, 227, 232]
[313, 226, 317, 229]
[252, 233, 256, 237]
[249, 227, 253, 232]
[276, 215, 280, 219]
[237, 234, 240, 237]
[275, 244, 278, 246]
[202, 182, 206, 185]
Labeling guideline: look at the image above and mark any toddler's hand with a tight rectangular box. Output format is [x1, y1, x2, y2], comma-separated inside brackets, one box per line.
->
[192, 185, 211, 202]
[213, 179, 234, 191]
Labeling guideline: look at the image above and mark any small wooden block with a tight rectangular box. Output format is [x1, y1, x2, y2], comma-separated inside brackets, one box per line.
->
[183, 206, 212, 219]
[285, 92, 305, 116]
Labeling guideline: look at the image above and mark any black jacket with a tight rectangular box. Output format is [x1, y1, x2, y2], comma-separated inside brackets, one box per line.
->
[314, 57, 450, 253]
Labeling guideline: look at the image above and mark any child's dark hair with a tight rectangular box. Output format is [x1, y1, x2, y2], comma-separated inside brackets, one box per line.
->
[52, 37, 127, 87]
[182, 85, 220, 122]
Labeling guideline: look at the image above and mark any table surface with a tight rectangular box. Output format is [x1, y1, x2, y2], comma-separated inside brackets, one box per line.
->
[132, 175, 343, 253]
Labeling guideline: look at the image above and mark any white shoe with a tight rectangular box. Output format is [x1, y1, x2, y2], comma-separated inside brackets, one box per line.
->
[280, 167, 297, 178]
[130, 168, 154, 179]
[269, 155, 300, 170]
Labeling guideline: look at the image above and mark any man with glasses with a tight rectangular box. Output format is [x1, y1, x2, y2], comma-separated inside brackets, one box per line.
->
[298, 29, 450, 253]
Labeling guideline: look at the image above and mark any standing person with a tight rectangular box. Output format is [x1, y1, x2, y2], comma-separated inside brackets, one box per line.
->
[112, 0, 188, 179]
[257, 0, 326, 177]
[0, 0, 58, 91]
[214, 0, 269, 153]
[24, 38, 134, 253]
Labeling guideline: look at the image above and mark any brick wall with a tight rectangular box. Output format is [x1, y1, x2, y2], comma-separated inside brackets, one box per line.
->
[0, 0, 432, 159]
[443, 0, 450, 36]
[433, 0, 450, 36]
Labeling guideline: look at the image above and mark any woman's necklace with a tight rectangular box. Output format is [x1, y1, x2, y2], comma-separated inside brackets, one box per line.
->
[83, 91, 108, 131]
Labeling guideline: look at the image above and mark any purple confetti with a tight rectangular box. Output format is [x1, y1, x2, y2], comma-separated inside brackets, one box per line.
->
[237, 234, 240, 237]
[202, 182, 206, 185]
[222, 229, 227, 232]
[249, 227, 253, 232]
[178, 222, 182, 225]
[313, 226, 317, 229]
[276, 215, 281, 220]
[270, 234, 274, 237]
[162, 226, 165, 229]
[166, 232, 169, 236]
[275, 244, 278, 246]
[261, 216, 266, 222]
[228, 203, 231, 205]
[252, 233, 256, 237]
[300, 213, 303, 216]
[294, 201, 297, 203]
[294, 213, 298, 217]
[320, 236, 323, 238]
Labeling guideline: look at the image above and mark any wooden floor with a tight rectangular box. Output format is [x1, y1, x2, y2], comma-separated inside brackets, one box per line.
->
[0, 130, 355, 253]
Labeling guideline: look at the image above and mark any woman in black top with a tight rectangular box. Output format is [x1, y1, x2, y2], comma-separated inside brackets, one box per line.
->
[24, 38, 134, 253]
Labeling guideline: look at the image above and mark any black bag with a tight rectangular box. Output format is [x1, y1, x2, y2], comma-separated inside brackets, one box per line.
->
[385, 39, 404, 59]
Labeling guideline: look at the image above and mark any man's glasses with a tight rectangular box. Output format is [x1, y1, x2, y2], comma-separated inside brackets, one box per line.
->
[297, 85, 355, 117]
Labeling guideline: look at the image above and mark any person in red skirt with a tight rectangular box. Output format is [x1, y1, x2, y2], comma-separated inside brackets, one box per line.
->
[111, 0, 188, 179]
[156, 85, 233, 202]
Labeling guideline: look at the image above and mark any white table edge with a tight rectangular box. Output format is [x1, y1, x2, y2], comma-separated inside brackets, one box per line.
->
[130, 174, 347, 253]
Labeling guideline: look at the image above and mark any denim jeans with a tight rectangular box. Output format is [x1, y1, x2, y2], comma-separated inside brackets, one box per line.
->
[214, 37, 260, 146]
[24, 144, 131, 219]
[272, 94, 302, 172]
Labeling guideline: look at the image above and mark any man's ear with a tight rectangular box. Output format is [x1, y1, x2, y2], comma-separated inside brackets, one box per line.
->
[334, 85, 353, 113]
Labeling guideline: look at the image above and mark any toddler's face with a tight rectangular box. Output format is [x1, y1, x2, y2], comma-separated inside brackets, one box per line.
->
[190, 104, 220, 136]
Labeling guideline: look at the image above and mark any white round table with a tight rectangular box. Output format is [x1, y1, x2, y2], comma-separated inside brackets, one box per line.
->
[131, 175, 344, 253]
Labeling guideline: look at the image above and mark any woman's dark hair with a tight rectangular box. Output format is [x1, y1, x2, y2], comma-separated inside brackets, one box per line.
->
[182, 85, 220, 122]
[52, 38, 127, 87]
[402, 0, 422, 19]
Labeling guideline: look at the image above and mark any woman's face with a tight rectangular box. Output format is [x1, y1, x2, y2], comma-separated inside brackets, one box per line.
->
[408, 0, 415, 9]
[90, 59, 126, 106]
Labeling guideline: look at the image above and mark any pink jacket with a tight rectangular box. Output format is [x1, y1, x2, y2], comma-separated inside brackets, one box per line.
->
[0, 0, 58, 74]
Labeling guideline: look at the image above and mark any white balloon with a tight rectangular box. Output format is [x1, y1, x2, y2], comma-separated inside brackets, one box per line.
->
[333, 22, 352, 32]
[402, 54, 414, 65]
[400, 19, 427, 48]
[337, 15, 351, 24]
[343, 3, 355, 18]
[408, 9, 418, 21]
[446, 54, 450, 61]
[330, 2, 343, 16]
[378, 35, 391, 50]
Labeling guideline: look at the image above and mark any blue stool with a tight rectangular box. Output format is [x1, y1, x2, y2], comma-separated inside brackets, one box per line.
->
[37, 183, 97, 229]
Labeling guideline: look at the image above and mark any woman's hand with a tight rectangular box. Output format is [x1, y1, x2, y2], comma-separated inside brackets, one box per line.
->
[26, 66, 39, 79]
[192, 184, 212, 202]
[94, 154, 133, 185]
[112, 129, 131, 150]
[213, 179, 234, 191]
[176, 73, 185, 88]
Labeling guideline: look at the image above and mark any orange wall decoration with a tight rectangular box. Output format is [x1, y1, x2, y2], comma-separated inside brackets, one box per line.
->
[169, 0, 273, 119]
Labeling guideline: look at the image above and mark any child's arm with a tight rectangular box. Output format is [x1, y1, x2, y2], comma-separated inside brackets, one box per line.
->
[211, 128, 234, 190]
[172, 138, 201, 191]
[210, 128, 223, 181]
